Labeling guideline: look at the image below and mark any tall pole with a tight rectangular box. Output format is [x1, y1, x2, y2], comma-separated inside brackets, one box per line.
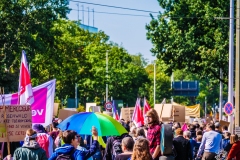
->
[235, 0, 240, 128]
[205, 97, 207, 118]
[75, 83, 78, 108]
[81, 5, 84, 24]
[154, 62, 156, 108]
[76, 3, 79, 23]
[92, 9, 94, 27]
[106, 51, 108, 103]
[171, 72, 174, 103]
[87, 7, 89, 26]
[219, 68, 223, 120]
[228, 0, 234, 133]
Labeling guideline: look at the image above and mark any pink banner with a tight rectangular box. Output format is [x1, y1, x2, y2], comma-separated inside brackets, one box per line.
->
[0, 79, 56, 126]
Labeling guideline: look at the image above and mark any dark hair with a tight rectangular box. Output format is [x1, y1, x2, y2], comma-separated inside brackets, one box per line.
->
[62, 130, 78, 144]
[225, 132, 231, 137]
[207, 123, 215, 130]
[223, 125, 228, 131]
[195, 123, 200, 129]
[196, 130, 203, 136]
[122, 137, 134, 151]
[136, 128, 146, 138]
[189, 124, 196, 131]
[196, 135, 202, 142]
[52, 122, 58, 128]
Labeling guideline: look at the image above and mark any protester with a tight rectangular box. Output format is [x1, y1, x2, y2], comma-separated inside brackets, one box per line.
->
[227, 134, 240, 160]
[129, 127, 137, 139]
[103, 132, 132, 160]
[222, 132, 232, 153]
[49, 126, 99, 160]
[134, 127, 146, 141]
[54, 130, 63, 148]
[222, 125, 228, 134]
[77, 135, 93, 160]
[172, 122, 181, 130]
[173, 128, 191, 160]
[49, 121, 60, 141]
[33, 124, 54, 158]
[189, 124, 196, 139]
[13, 129, 48, 160]
[197, 123, 222, 160]
[183, 130, 195, 160]
[130, 138, 152, 160]
[214, 122, 222, 134]
[115, 137, 134, 160]
[194, 135, 202, 159]
[145, 109, 161, 160]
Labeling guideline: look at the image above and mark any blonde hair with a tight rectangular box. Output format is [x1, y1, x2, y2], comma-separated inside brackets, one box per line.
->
[230, 134, 239, 144]
[26, 129, 37, 136]
[131, 138, 152, 160]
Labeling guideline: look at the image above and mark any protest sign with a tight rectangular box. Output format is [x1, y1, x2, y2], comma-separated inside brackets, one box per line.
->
[86, 103, 97, 112]
[58, 109, 77, 120]
[0, 105, 32, 142]
[219, 120, 230, 131]
[155, 103, 185, 122]
[121, 107, 134, 121]
[53, 103, 59, 116]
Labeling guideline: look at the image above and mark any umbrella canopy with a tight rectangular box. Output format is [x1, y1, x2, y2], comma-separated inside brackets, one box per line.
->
[57, 112, 127, 136]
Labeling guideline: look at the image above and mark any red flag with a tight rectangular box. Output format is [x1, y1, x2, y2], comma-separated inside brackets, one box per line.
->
[18, 50, 34, 105]
[132, 98, 144, 127]
[143, 97, 151, 123]
[112, 100, 119, 121]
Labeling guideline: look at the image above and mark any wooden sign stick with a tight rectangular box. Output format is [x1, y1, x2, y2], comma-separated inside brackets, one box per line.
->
[0, 87, 10, 155]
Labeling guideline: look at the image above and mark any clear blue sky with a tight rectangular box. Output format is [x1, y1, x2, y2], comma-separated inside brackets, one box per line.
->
[67, 0, 163, 63]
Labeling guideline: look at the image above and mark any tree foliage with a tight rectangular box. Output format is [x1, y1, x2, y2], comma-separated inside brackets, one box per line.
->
[0, 0, 69, 93]
[146, 0, 229, 84]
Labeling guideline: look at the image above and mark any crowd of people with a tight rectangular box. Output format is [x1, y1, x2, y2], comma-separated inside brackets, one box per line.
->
[2, 108, 240, 160]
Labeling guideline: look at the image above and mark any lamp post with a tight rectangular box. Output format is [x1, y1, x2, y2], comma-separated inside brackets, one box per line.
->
[106, 50, 108, 103]
[154, 62, 156, 108]
[228, 0, 234, 133]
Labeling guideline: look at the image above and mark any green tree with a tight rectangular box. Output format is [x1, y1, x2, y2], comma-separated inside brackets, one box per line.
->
[0, 0, 69, 92]
[146, 0, 229, 84]
[143, 60, 171, 107]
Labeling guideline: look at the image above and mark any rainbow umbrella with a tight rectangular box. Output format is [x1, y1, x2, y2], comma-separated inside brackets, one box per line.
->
[57, 112, 127, 136]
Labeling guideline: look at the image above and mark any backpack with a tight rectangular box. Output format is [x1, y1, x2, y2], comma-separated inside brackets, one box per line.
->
[111, 138, 123, 159]
[36, 134, 50, 157]
[56, 149, 75, 160]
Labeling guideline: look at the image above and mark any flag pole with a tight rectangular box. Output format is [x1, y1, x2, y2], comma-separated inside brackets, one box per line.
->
[0, 87, 10, 155]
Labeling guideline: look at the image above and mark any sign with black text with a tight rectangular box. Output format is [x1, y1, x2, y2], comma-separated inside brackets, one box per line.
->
[0, 105, 32, 142]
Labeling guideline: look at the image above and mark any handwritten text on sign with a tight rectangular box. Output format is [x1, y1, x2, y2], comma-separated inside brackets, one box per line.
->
[0, 105, 32, 142]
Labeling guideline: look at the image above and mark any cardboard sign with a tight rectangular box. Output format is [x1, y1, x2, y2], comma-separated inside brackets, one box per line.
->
[58, 109, 78, 120]
[121, 107, 134, 121]
[173, 104, 185, 122]
[53, 103, 59, 116]
[86, 103, 97, 112]
[219, 120, 230, 131]
[89, 106, 101, 112]
[0, 105, 32, 142]
[155, 103, 185, 122]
